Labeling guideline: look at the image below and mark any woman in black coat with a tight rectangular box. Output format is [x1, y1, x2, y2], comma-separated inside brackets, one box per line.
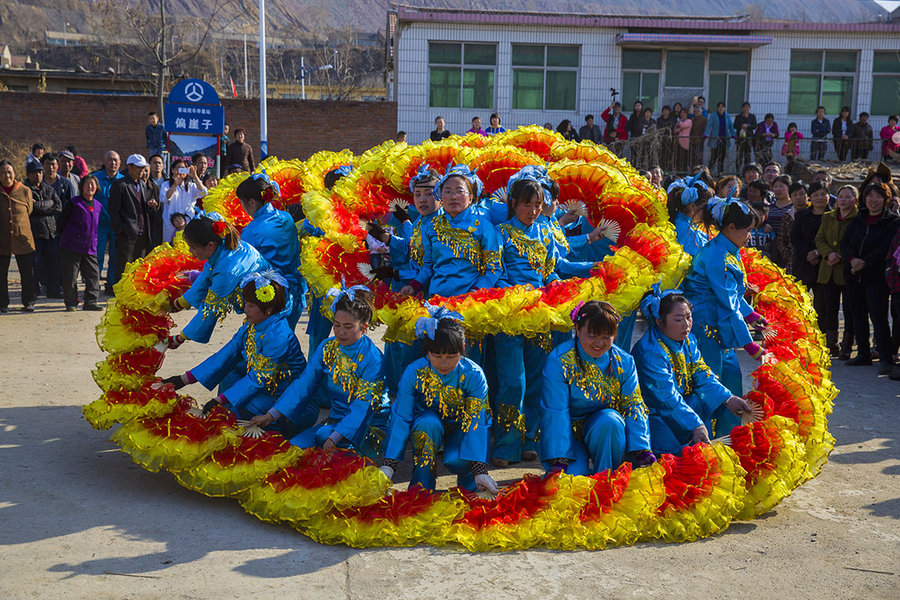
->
[839, 183, 899, 372]
[832, 106, 853, 162]
[790, 181, 829, 317]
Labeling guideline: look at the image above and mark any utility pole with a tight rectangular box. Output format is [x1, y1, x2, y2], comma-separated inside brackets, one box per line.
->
[157, 0, 166, 118]
[259, 0, 268, 159]
[243, 32, 249, 98]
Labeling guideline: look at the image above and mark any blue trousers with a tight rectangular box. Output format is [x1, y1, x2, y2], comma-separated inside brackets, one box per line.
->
[409, 412, 475, 491]
[648, 393, 724, 455]
[545, 409, 626, 476]
[306, 295, 333, 407]
[491, 333, 546, 461]
[96, 221, 117, 287]
[219, 370, 317, 434]
[384, 341, 412, 398]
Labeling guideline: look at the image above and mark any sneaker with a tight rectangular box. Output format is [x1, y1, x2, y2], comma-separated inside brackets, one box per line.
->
[878, 361, 894, 375]
[65, 305, 77, 312]
[82, 303, 104, 311]
[846, 354, 873, 366]
[22, 304, 35, 313]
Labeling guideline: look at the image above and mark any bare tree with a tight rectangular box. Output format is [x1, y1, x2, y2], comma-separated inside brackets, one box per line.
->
[88, 0, 239, 117]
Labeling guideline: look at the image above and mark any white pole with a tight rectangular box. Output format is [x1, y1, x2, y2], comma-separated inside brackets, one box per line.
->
[243, 33, 249, 98]
[301, 55, 305, 101]
[259, 0, 268, 159]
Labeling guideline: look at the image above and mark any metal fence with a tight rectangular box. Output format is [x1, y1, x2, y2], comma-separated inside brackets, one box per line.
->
[613, 129, 890, 176]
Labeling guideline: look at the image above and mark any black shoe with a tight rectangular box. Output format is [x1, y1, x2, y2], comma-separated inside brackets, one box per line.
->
[872, 349, 880, 361]
[82, 303, 104, 311]
[889, 365, 900, 381]
[22, 304, 35, 313]
[0, 307, 8, 314]
[828, 345, 841, 358]
[878, 361, 894, 375]
[846, 354, 872, 366]
[838, 349, 852, 361]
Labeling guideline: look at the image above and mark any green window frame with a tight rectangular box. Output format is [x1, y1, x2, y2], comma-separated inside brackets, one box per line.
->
[621, 49, 661, 112]
[788, 50, 857, 115]
[511, 45, 579, 111]
[428, 42, 496, 109]
[872, 51, 900, 115]
[708, 51, 748, 114]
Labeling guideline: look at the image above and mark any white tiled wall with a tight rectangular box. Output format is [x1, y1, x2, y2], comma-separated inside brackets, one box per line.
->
[397, 22, 900, 144]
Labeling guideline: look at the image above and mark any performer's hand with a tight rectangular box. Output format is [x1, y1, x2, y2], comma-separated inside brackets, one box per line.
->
[475, 473, 500, 495]
[322, 438, 337, 452]
[691, 425, 711, 445]
[632, 450, 657, 467]
[558, 211, 577, 226]
[249, 413, 274, 428]
[399, 285, 415, 297]
[379, 465, 394, 481]
[726, 395, 754, 417]
[157, 374, 187, 391]
[199, 399, 219, 418]
[392, 205, 411, 224]
[166, 334, 185, 349]
[178, 270, 202, 283]
[743, 342, 765, 361]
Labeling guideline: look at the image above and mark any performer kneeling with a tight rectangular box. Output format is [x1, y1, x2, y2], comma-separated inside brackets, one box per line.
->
[160, 271, 308, 428]
[249, 286, 387, 456]
[380, 309, 498, 494]
[540, 301, 655, 475]
[632, 285, 754, 454]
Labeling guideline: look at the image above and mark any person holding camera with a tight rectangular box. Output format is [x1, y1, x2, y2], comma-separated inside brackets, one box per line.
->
[160, 158, 205, 243]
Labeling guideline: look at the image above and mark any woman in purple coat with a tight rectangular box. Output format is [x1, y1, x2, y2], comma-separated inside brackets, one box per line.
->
[57, 174, 102, 311]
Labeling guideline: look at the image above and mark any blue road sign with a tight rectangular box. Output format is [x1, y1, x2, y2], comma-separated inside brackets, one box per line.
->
[168, 79, 221, 106]
[164, 103, 225, 135]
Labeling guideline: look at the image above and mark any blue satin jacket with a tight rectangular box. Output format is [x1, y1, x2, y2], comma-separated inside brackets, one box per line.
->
[674, 212, 710, 258]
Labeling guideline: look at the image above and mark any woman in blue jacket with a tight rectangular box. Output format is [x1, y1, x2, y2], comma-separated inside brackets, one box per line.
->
[169, 213, 270, 346]
[161, 271, 313, 431]
[250, 286, 388, 458]
[632, 285, 754, 452]
[235, 172, 303, 329]
[381, 310, 498, 493]
[681, 196, 767, 407]
[667, 172, 712, 258]
[540, 301, 654, 475]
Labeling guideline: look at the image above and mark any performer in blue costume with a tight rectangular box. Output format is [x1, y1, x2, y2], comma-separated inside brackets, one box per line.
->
[367, 164, 443, 396]
[492, 168, 597, 466]
[159, 271, 314, 431]
[380, 308, 499, 494]
[168, 213, 269, 346]
[667, 172, 712, 258]
[235, 172, 303, 329]
[540, 301, 655, 475]
[682, 196, 769, 414]
[250, 286, 388, 458]
[632, 285, 754, 453]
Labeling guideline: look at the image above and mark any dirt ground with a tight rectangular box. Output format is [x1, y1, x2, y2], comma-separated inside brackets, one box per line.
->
[1, 280, 898, 600]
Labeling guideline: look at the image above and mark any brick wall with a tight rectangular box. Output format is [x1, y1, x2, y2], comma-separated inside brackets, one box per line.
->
[0, 92, 397, 170]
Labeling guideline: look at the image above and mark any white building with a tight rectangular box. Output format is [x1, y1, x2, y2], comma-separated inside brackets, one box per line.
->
[388, 6, 900, 145]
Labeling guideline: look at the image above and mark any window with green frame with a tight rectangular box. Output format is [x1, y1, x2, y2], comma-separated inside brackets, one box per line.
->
[511, 45, 579, 111]
[788, 50, 857, 115]
[708, 50, 748, 113]
[872, 51, 900, 115]
[621, 49, 661, 111]
[428, 42, 496, 109]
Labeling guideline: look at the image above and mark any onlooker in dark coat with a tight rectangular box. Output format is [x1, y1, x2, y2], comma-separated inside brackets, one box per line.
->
[754, 114, 779, 166]
[840, 183, 900, 373]
[223, 128, 255, 171]
[25, 162, 62, 298]
[430, 116, 451, 142]
[733, 102, 758, 169]
[58, 174, 102, 311]
[810, 106, 830, 161]
[57, 150, 81, 188]
[578, 115, 602, 144]
[109, 154, 153, 282]
[0, 160, 36, 311]
[42, 153, 77, 206]
[850, 112, 874, 160]
[832, 107, 853, 162]
[816, 185, 858, 358]
[626, 100, 644, 139]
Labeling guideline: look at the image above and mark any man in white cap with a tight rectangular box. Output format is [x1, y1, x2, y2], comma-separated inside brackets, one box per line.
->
[109, 154, 153, 282]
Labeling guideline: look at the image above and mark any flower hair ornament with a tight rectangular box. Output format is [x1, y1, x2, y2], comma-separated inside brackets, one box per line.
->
[408, 163, 439, 194]
[241, 270, 288, 303]
[707, 192, 751, 227]
[639, 281, 683, 321]
[569, 301, 586, 327]
[326, 284, 370, 314]
[193, 210, 228, 238]
[506, 165, 554, 206]
[250, 168, 281, 199]
[433, 164, 484, 202]
[666, 171, 705, 206]
[414, 302, 465, 340]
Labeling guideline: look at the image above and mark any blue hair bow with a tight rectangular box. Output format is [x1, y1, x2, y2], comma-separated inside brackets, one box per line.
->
[666, 172, 704, 206]
[707, 191, 751, 227]
[334, 165, 354, 178]
[433, 164, 484, 202]
[240, 269, 288, 291]
[326, 284, 370, 314]
[506, 165, 554, 206]
[250, 168, 280, 196]
[408, 163, 438, 194]
[192, 209, 225, 222]
[640, 282, 684, 321]
[414, 302, 465, 340]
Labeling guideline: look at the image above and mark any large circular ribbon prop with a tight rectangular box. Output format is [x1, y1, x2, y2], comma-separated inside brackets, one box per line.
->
[85, 128, 836, 550]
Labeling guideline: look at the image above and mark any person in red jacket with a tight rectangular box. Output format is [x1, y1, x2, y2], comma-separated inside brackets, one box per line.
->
[601, 101, 628, 154]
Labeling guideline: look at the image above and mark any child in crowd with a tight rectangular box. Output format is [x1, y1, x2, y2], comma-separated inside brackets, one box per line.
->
[880, 115, 900, 162]
[57, 174, 102, 311]
[747, 200, 775, 258]
[169, 213, 187, 244]
[381, 312, 498, 493]
[250, 286, 388, 458]
[781, 122, 804, 169]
